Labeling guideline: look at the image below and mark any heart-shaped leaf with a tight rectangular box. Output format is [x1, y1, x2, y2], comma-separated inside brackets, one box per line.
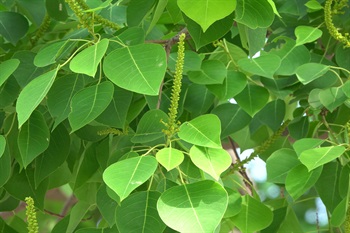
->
[295, 26, 323, 46]
[104, 44, 167, 95]
[0, 59, 20, 87]
[178, 0, 236, 32]
[189, 145, 232, 180]
[156, 148, 184, 171]
[70, 39, 109, 77]
[296, 63, 329, 85]
[116, 191, 166, 233]
[68, 81, 114, 132]
[0, 12, 29, 45]
[238, 54, 281, 79]
[178, 114, 222, 148]
[103, 156, 158, 201]
[319, 87, 347, 112]
[299, 146, 346, 171]
[157, 180, 228, 233]
[234, 84, 269, 116]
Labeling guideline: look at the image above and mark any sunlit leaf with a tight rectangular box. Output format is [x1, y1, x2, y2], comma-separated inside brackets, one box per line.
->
[295, 26, 322, 46]
[157, 180, 228, 233]
[103, 156, 158, 201]
[156, 148, 184, 171]
[178, 0, 236, 32]
[0, 59, 20, 87]
[178, 114, 222, 148]
[189, 145, 232, 180]
[296, 63, 329, 85]
[299, 146, 346, 171]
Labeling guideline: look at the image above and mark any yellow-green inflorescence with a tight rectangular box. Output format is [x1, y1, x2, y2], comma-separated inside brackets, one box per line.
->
[164, 33, 186, 139]
[25, 197, 39, 233]
[324, 0, 350, 47]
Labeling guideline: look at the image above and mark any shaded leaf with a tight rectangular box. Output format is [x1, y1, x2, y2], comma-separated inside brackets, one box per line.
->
[116, 191, 166, 233]
[0, 59, 20, 87]
[68, 81, 114, 132]
[0, 12, 29, 45]
[238, 54, 281, 79]
[234, 84, 269, 116]
[296, 63, 329, 85]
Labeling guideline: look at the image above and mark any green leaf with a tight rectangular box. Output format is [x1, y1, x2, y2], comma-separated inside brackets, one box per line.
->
[104, 44, 167, 95]
[0, 135, 5, 158]
[319, 87, 347, 112]
[178, 114, 222, 148]
[293, 138, 324, 156]
[68, 81, 114, 132]
[34, 124, 70, 187]
[127, 0, 156, 26]
[232, 195, 273, 233]
[34, 40, 76, 67]
[336, 46, 350, 72]
[342, 80, 350, 98]
[211, 103, 251, 138]
[46, 0, 68, 21]
[295, 26, 323, 46]
[184, 84, 215, 116]
[237, 24, 267, 57]
[0, 11, 29, 45]
[168, 50, 202, 74]
[103, 156, 158, 201]
[266, 148, 300, 184]
[146, 0, 168, 34]
[47, 74, 86, 130]
[189, 145, 231, 180]
[67, 201, 93, 233]
[0, 59, 20, 87]
[252, 99, 286, 132]
[95, 86, 133, 128]
[296, 63, 329, 85]
[188, 60, 226, 84]
[238, 54, 281, 79]
[288, 116, 309, 140]
[299, 146, 346, 171]
[331, 198, 347, 226]
[235, 0, 274, 29]
[131, 109, 167, 143]
[234, 84, 269, 116]
[285, 164, 323, 200]
[116, 191, 166, 233]
[315, 162, 342, 213]
[0, 145, 11, 187]
[70, 39, 109, 77]
[305, 0, 324, 11]
[17, 68, 58, 128]
[156, 148, 184, 171]
[18, 111, 50, 167]
[178, 0, 236, 32]
[184, 13, 234, 49]
[96, 184, 118, 226]
[157, 180, 228, 233]
[83, 0, 112, 12]
[270, 38, 311, 75]
[207, 70, 247, 101]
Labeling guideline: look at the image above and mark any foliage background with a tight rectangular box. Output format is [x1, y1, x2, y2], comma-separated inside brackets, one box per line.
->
[1, 0, 350, 232]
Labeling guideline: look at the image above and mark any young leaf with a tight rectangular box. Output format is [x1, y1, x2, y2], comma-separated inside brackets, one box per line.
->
[232, 195, 273, 233]
[189, 145, 232, 180]
[157, 180, 228, 233]
[285, 164, 323, 200]
[0, 59, 20, 87]
[103, 156, 158, 201]
[177, 0, 236, 32]
[17, 68, 58, 128]
[103, 44, 167, 95]
[178, 114, 222, 148]
[68, 81, 114, 132]
[295, 26, 323, 46]
[70, 39, 109, 77]
[299, 146, 346, 171]
[18, 111, 50, 168]
[156, 148, 184, 171]
[116, 191, 166, 233]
